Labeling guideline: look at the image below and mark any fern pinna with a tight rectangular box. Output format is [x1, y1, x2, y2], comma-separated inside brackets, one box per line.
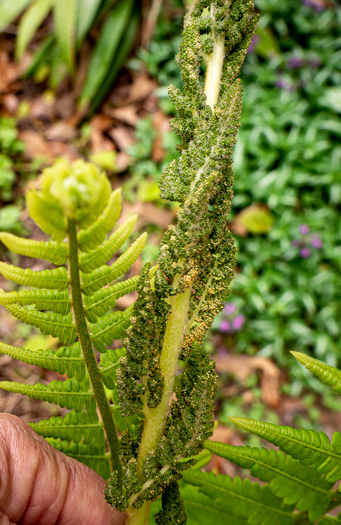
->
[0, 159, 146, 480]
[179, 353, 341, 525]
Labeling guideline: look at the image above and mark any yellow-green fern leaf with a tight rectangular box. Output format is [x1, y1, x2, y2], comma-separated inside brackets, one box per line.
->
[5, 305, 76, 345]
[100, 348, 126, 390]
[81, 265, 116, 296]
[108, 232, 147, 281]
[205, 441, 333, 521]
[27, 190, 67, 241]
[0, 341, 86, 381]
[0, 289, 70, 315]
[292, 352, 341, 395]
[90, 307, 133, 353]
[230, 417, 341, 483]
[79, 215, 137, 273]
[0, 232, 68, 265]
[77, 189, 122, 252]
[47, 437, 110, 479]
[30, 409, 103, 445]
[0, 377, 95, 412]
[0, 262, 68, 290]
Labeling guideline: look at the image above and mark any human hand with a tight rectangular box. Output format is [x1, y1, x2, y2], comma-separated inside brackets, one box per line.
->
[0, 414, 126, 525]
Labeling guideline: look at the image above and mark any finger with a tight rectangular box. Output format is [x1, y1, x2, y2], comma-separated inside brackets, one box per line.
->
[0, 414, 126, 525]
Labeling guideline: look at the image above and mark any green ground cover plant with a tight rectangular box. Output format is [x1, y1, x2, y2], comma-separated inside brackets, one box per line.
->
[1, 1, 341, 524]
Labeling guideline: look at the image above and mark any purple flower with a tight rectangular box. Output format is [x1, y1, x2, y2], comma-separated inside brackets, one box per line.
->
[311, 235, 323, 249]
[287, 57, 305, 69]
[248, 34, 260, 53]
[301, 0, 325, 11]
[310, 58, 321, 68]
[300, 247, 311, 258]
[224, 302, 237, 315]
[232, 315, 246, 331]
[299, 224, 310, 235]
[220, 320, 231, 333]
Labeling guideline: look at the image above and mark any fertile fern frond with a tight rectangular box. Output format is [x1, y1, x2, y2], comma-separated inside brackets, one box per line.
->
[0, 263, 68, 289]
[90, 307, 133, 353]
[182, 469, 295, 525]
[5, 305, 76, 345]
[205, 441, 333, 521]
[292, 352, 341, 395]
[0, 377, 96, 413]
[0, 288, 71, 315]
[79, 214, 137, 273]
[0, 342, 86, 381]
[77, 188, 122, 252]
[230, 418, 341, 483]
[0, 232, 68, 265]
[30, 409, 103, 445]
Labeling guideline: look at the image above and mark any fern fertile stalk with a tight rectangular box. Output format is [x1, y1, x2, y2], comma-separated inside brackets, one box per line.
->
[67, 218, 122, 479]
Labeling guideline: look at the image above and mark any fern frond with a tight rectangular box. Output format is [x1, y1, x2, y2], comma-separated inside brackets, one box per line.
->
[77, 189, 122, 252]
[230, 417, 341, 483]
[317, 513, 341, 524]
[81, 235, 146, 295]
[0, 233, 68, 265]
[90, 307, 133, 353]
[47, 437, 111, 479]
[84, 276, 139, 323]
[26, 190, 67, 242]
[0, 377, 95, 412]
[81, 265, 116, 295]
[0, 263, 68, 290]
[205, 441, 333, 520]
[182, 470, 295, 525]
[79, 215, 138, 273]
[5, 305, 76, 345]
[0, 289, 71, 315]
[292, 352, 341, 395]
[180, 483, 247, 525]
[30, 410, 103, 445]
[0, 341, 86, 381]
[100, 348, 126, 390]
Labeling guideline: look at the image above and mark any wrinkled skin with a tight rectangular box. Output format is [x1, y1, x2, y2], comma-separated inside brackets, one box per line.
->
[0, 414, 126, 525]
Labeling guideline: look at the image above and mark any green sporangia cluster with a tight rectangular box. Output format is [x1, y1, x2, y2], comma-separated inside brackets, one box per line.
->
[105, 1, 258, 521]
[0, 158, 147, 480]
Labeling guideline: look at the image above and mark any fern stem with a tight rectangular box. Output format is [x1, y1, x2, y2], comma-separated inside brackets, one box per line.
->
[67, 219, 122, 479]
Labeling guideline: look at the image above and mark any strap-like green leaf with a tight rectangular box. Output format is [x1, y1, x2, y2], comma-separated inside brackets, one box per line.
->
[79, 215, 137, 273]
[6, 304, 76, 345]
[76, 0, 102, 44]
[0, 232, 68, 265]
[54, 0, 76, 72]
[84, 275, 139, 323]
[90, 307, 133, 353]
[47, 437, 110, 479]
[30, 409, 103, 444]
[0, 341, 86, 381]
[182, 470, 295, 525]
[292, 352, 341, 395]
[205, 441, 333, 521]
[0, 263, 68, 290]
[230, 417, 341, 483]
[77, 189, 121, 252]
[79, 0, 134, 107]
[0, 377, 95, 412]
[0, 289, 70, 315]
[16, 0, 53, 60]
[0, 0, 32, 31]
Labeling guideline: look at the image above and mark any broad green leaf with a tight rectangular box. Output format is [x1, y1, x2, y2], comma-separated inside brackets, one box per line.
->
[16, 0, 53, 60]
